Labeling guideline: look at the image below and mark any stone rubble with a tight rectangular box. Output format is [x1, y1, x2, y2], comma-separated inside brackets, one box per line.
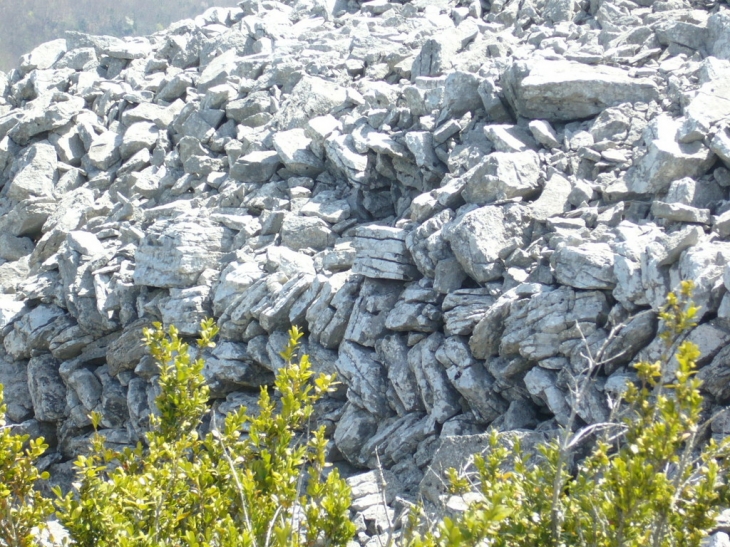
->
[2, 0, 730, 541]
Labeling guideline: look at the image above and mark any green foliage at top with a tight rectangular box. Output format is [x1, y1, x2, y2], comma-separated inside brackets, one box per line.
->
[0, 385, 53, 547]
[404, 280, 730, 547]
[52, 321, 355, 547]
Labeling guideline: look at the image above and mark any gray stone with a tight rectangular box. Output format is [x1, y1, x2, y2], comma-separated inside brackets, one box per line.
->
[411, 36, 459, 80]
[134, 218, 234, 288]
[7, 142, 58, 200]
[551, 243, 617, 290]
[334, 403, 379, 465]
[28, 354, 66, 422]
[272, 128, 324, 177]
[230, 150, 281, 182]
[710, 129, 730, 169]
[213, 261, 265, 316]
[524, 367, 570, 425]
[159, 286, 212, 336]
[442, 288, 496, 336]
[376, 334, 425, 414]
[708, 11, 730, 61]
[626, 115, 715, 195]
[0, 352, 33, 422]
[681, 76, 730, 143]
[273, 76, 347, 130]
[280, 215, 336, 252]
[651, 201, 711, 224]
[484, 125, 538, 153]
[203, 342, 274, 397]
[325, 134, 368, 184]
[529, 120, 561, 149]
[306, 272, 361, 349]
[352, 225, 420, 281]
[265, 246, 315, 277]
[120, 122, 158, 160]
[86, 131, 122, 170]
[0, 234, 34, 261]
[443, 203, 533, 284]
[104, 321, 151, 377]
[10, 96, 85, 145]
[419, 430, 553, 504]
[345, 278, 402, 348]
[299, 191, 351, 224]
[438, 336, 507, 423]
[21, 39, 67, 71]
[408, 333, 461, 424]
[462, 151, 541, 205]
[336, 341, 391, 418]
[503, 59, 658, 122]
[442, 71, 482, 118]
[530, 172, 572, 221]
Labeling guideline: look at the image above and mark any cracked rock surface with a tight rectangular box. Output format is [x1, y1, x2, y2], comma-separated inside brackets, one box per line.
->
[3, 0, 730, 539]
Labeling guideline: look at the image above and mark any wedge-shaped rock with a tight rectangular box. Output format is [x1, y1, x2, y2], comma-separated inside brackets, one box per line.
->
[272, 128, 324, 177]
[230, 150, 281, 182]
[7, 142, 58, 200]
[502, 59, 659, 122]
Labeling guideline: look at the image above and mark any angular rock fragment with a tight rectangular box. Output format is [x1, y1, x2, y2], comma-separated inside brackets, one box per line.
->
[461, 151, 541, 205]
[134, 218, 234, 288]
[7, 142, 58, 200]
[352, 225, 420, 281]
[626, 115, 716, 195]
[27, 354, 67, 422]
[503, 59, 659, 122]
[551, 243, 617, 290]
[443, 203, 533, 284]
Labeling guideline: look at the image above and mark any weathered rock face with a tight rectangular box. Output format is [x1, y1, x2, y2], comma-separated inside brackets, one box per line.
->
[1, 0, 730, 537]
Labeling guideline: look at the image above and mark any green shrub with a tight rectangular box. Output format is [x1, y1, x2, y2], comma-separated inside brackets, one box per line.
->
[3, 284, 730, 547]
[0, 385, 53, 547]
[404, 280, 730, 547]
[53, 320, 355, 547]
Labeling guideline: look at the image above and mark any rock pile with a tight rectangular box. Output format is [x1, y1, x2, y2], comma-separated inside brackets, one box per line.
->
[2, 0, 730, 540]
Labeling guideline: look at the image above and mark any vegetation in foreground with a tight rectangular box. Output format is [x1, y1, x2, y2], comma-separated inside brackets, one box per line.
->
[1, 282, 729, 547]
[405, 281, 730, 547]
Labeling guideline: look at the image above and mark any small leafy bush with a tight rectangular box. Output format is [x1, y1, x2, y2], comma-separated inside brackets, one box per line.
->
[52, 320, 355, 547]
[3, 284, 730, 547]
[0, 385, 53, 547]
[405, 281, 730, 547]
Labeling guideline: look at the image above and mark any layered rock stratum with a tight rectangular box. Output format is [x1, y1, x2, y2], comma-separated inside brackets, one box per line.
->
[2, 0, 730, 541]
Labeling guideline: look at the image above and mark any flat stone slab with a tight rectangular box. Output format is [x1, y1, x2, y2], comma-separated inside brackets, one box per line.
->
[503, 59, 659, 122]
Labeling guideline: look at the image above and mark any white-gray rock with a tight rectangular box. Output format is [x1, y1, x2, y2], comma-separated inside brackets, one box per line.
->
[503, 59, 659, 122]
